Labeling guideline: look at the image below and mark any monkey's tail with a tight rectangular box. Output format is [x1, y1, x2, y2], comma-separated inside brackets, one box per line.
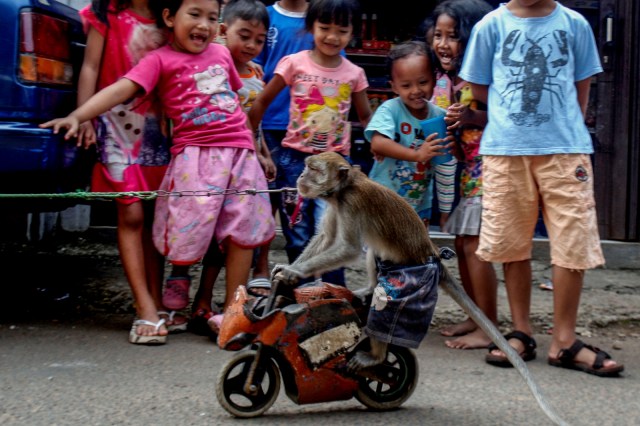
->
[439, 266, 570, 426]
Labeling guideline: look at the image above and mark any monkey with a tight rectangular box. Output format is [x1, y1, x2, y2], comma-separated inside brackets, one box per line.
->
[272, 152, 568, 426]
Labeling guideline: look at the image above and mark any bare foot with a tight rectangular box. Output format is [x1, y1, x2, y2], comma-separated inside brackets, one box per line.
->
[487, 336, 526, 358]
[440, 318, 477, 337]
[445, 328, 492, 350]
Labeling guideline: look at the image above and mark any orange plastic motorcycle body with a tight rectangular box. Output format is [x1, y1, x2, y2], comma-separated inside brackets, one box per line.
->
[218, 284, 364, 404]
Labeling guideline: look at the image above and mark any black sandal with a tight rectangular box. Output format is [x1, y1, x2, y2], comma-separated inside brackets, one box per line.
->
[486, 330, 537, 368]
[548, 339, 624, 377]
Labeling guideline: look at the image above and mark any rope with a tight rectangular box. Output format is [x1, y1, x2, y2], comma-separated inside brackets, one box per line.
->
[0, 187, 298, 201]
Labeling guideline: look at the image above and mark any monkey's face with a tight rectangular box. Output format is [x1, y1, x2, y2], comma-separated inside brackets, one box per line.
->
[297, 152, 349, 199]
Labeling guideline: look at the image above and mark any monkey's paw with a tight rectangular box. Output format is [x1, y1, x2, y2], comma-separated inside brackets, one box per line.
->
[270, 263, 287, 280]
[271, 265, 302, 286]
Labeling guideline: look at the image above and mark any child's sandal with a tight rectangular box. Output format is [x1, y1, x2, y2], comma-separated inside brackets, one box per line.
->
[548, 339, 624, 377]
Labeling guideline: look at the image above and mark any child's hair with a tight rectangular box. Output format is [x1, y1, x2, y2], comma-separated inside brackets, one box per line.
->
[424, 0, 493, 73]
[386, 41, 431, 78]
[305, 0, 360, 32]
[156, 0, 223, 27]
[222, 0, 269, 29]
[91, 0, 130, 25]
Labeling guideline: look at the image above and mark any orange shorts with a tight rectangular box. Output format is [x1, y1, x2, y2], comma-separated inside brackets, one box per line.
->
[476, 154, 604, 270]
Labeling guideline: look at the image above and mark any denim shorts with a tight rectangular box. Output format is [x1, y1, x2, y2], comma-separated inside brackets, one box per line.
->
[363, 258, 440, 349]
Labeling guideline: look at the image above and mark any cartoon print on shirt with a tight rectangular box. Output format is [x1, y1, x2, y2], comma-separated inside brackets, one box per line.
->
[500, 29, 569, 126]
[390, 161, 429, 205]
[302, 105, 340, 151]
[387, 123, 432, 204]
[294, 85, 341, 151]
[193, 65, 239, 113]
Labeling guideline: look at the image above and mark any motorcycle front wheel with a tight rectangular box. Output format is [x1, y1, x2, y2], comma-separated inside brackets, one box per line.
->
[216, 350, 281, 418]
[355, 344, 419, 410]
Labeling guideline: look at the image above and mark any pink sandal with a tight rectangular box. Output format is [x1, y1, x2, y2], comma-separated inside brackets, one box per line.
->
[208, 314, 224, 334]
[162, 276, 191, 310]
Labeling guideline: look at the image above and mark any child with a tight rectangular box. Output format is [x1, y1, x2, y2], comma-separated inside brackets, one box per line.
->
[248, 0, 372, 285]
[365, 41, 454, 228]
[460, 0, 623, 375]
[42, 0, 276, 337]
[425, 0, 498, 350]
[189, 0, 273, 335]
[75, 0, 176, 344]
[253, 0, 313, 188]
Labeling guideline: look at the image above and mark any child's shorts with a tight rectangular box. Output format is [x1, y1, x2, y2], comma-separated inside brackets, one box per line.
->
[363, 259, 440, 349]
[153, 146, 276, 265]
[477, 154, 604, 270]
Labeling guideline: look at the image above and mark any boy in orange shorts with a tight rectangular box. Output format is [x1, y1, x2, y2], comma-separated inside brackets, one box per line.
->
[458, 0, 623, 376]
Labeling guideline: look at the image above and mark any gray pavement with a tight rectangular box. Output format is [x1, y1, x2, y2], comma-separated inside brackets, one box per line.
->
[1, 315, 639, 425]
[0, 228, 639, 425]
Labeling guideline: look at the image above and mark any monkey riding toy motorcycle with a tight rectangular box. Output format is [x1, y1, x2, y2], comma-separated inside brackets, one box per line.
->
[215, 279, 420, 418]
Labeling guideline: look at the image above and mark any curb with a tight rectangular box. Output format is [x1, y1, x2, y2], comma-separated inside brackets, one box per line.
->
[84, 226, 640, 270]
[269, 230, 640, 270]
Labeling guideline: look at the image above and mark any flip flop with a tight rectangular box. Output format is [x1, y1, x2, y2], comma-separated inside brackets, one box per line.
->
[129, 318, 167, 345]
[158, 310, 188, 333]
[207, 314, 224, 335]
[247, 277, 271, 296]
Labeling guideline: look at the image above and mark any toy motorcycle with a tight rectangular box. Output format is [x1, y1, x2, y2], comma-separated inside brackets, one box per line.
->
[215, 280, 419, 418]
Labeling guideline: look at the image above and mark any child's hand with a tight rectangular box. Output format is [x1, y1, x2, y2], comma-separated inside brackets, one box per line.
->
[415, 133, 454, 163]
[39, 116, 81, 141]
[248, 61, 264, 79]
[76, 121, 97, 149]
[258, 154, 276, 182]
[445, 103, 468, 129]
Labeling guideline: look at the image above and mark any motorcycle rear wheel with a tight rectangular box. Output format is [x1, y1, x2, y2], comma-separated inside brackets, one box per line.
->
[355, 344, 419, 410]
[216, 350, 281, 418]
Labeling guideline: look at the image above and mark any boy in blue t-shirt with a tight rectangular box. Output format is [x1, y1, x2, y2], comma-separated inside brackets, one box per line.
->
[459, 0, 623, 376]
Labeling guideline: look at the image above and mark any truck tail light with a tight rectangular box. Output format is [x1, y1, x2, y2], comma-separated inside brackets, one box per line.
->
[18, 11, 74, 86]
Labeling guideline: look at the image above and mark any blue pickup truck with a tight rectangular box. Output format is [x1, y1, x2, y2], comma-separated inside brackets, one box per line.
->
[0, 0, 90, 238]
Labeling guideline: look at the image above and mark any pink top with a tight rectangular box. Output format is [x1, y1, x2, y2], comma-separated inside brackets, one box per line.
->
[125, 44, 254, 155]
[79, 2, 166, 91]
[275, 50, 368, 154]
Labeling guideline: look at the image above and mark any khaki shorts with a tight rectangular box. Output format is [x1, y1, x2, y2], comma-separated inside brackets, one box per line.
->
[476, 154, 604, 270]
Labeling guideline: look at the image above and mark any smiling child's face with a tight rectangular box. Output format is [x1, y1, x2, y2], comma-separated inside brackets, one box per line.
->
[390, 53, 435, 118]
[221, 18, 267, 66]
[164, 0, 220, 54]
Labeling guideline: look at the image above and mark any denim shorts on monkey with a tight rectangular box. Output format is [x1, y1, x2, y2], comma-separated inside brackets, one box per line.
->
[363, 259, 440, 349]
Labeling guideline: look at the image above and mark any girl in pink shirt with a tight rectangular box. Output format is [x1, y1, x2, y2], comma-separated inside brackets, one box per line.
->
[248, 0, 371, 285]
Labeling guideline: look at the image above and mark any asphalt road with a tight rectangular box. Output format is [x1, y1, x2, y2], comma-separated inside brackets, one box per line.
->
[1, 315, 639, 426]
[1, 230, 639, 425]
